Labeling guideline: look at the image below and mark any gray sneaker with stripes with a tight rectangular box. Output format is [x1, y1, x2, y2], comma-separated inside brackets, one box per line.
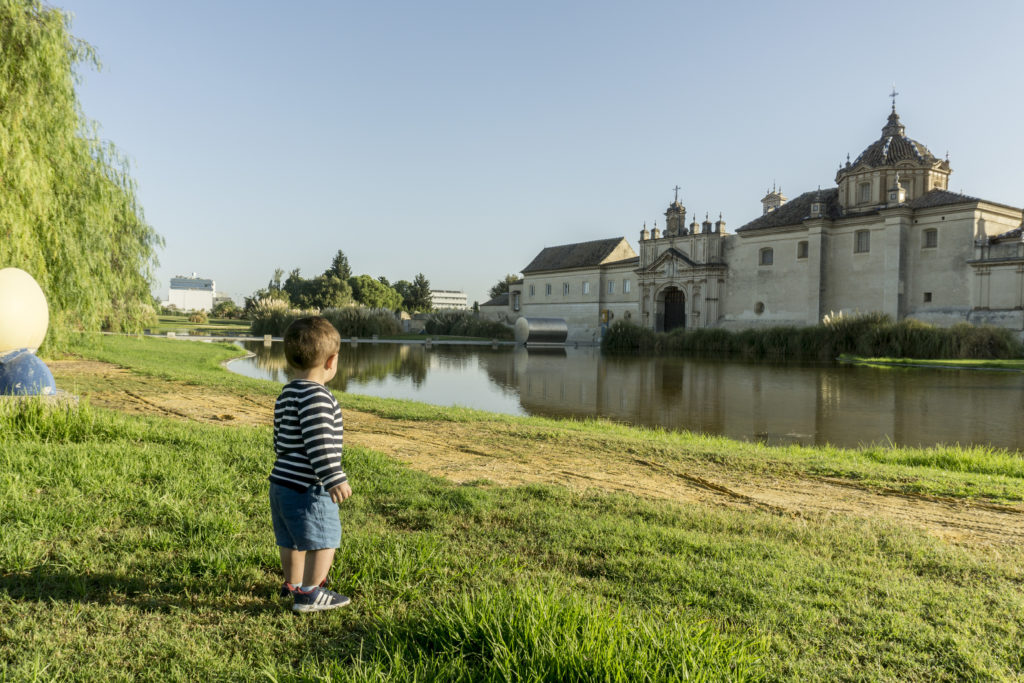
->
[291, 586, 351, 613]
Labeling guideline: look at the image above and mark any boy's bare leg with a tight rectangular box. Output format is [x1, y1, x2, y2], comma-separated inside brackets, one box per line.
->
[279, 547, 306, 586]
[302, 548, 335, 587]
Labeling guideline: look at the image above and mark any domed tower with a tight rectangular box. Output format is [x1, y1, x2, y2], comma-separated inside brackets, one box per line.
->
[836, 105, 951, 211]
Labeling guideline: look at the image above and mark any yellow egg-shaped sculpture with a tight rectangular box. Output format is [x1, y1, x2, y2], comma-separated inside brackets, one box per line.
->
[0, 267, 49, 354]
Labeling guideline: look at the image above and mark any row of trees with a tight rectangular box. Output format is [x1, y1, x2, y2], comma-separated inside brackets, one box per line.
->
[245, 250, 432, 314]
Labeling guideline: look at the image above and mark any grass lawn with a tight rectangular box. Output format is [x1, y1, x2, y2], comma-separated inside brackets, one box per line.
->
[1, 335, 1023, 680]
[149, 315, 252, 337]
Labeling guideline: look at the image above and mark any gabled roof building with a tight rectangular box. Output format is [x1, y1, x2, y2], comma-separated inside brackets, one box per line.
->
[486, 105, 1024, 342]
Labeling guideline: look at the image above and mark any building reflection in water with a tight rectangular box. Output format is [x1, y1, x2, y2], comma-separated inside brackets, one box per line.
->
[233, 342, 1024, 450]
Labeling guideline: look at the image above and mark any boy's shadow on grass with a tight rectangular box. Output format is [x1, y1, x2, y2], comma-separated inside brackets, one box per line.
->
[0, 565, 283, 615]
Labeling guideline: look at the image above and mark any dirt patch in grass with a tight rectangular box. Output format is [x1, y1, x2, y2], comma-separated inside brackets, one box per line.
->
[49, 359, 1024, 547]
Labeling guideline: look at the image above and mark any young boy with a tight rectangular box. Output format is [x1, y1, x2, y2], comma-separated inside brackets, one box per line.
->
[268, 316, 353, 613]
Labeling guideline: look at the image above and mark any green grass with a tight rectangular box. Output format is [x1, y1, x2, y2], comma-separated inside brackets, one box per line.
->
[7, 333, 1023, 679]
[3, 398, 1024, 680]
[841, 355, 1024, 371]
[149, 315, 252, 336]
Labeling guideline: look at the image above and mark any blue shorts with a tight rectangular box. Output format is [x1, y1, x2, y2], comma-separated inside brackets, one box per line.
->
[269, 482, 342, 551]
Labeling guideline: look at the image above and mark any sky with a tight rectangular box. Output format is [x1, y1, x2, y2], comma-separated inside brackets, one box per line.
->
[58, 0, 1024, 306]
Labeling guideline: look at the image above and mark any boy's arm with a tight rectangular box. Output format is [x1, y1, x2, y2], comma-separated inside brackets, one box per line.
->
[297, 388, 347, 490]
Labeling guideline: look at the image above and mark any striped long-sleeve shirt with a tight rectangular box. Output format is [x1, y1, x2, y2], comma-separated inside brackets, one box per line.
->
[269, 379, 347, 493]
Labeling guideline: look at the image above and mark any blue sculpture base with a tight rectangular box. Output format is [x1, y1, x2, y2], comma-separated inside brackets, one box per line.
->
[0, 348, 57, 396]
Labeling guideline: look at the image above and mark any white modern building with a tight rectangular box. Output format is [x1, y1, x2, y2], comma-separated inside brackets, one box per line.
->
[167, 273, 215, 312]
[431, 289, 469, 310]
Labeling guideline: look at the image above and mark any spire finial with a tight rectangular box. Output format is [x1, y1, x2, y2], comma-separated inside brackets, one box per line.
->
[673, 184, 681, 202]
[889, 83, 899, 111]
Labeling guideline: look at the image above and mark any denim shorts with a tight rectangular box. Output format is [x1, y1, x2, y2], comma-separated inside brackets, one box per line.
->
[269, 482, 342, 551]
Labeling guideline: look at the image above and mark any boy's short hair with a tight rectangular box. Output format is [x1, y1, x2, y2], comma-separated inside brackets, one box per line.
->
[283, 316, 341, 370]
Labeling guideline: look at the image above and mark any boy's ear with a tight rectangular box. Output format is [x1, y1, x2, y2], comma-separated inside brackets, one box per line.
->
[324, 353, 338, 371]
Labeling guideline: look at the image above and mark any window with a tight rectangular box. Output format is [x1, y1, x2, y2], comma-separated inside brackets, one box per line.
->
[924, 229, 938, 248]
[759, 247, 773, 266]
[624, 279, 631, 293]
[858, 182, 871, 204]
[583, 282, 590, 294]
[924, 292, 932, 303]
[544, 283, 551, 296]
[854, 230, 870, 253]
[608, 280, 615, 294]
[797, 241, 809, 259]
[529, 284, 535, 297]
[512, 292, 520, 311]
[563, 282, 570, 295]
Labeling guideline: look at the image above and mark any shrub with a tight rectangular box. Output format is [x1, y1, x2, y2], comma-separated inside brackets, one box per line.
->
[424, 311, 514, 340]
[247, 300, 312, 337]
[321, 307, 401, 338]
[602, 315, 1024, 361]
[188, 311, 208, 324]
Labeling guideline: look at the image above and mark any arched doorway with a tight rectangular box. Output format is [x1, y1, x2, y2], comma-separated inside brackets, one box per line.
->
[662, 287, 686, 332]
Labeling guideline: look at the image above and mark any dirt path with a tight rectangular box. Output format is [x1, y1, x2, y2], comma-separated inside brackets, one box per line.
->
[50, 359, 1024, 547]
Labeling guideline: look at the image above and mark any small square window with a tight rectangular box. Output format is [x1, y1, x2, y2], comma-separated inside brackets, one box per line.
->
[924, 229, 938, 248]
[583, 282, 590, 294]
[924, 292, 932, 303]
[562, 282, 569, 295]
[608, 280, 615, 294]
[545, 284, 551, 296]
[797, 241, 809, 259]
[854, 230, 870, 253]
[624, 279, 631, 293]
[759, 247, 773, 266]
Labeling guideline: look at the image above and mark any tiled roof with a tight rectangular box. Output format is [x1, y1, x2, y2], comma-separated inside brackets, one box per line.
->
[905, 189, 980, 209]
[481, 292, 509, 307]
[735, 188, 841, 232]
[522, 237, 633, 273]
[850, 110, 939, 168]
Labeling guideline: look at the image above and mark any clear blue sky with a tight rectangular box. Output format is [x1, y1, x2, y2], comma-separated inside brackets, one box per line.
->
[59, 0, 1024, 305]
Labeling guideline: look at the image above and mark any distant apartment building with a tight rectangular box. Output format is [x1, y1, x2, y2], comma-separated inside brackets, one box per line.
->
[168, 273, 215, 312]
[430, 289, 468, 310]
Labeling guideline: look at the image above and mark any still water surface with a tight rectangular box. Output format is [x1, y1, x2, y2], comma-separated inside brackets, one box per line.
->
[229, 341, 1024, 451]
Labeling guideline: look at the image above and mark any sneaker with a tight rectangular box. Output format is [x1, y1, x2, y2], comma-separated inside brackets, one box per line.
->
[278, 573, 329, 598]
[292, 586, 351, 613]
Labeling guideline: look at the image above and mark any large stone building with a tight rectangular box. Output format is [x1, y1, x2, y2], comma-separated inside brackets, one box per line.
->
[482, 106, 1024, 342]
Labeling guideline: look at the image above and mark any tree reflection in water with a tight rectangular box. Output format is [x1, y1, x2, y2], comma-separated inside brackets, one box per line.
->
[241, 341, 429, 390]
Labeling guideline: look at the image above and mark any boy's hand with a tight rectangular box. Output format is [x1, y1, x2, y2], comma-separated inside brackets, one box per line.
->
[329, 481, 352, 504]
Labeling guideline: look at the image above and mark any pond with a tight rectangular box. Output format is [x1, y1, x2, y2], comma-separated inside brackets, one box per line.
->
[228, 341, 1024, 452]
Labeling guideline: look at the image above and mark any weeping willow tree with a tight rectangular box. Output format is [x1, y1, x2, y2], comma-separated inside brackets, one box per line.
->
[0, 0, 162, 348]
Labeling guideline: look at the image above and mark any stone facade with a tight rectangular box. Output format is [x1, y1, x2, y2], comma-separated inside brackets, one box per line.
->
[485, 107, 1024, 341]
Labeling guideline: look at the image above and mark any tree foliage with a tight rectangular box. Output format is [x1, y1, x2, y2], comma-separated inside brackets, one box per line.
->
[489, 274, 521, 300]
[348, 274, 402, 310]
[409, 272, 432, 312]
[0, 1, 162, 345]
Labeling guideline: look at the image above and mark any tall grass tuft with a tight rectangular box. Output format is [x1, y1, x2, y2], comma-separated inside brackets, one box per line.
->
[247, 302, 401, 338]
[603, 314, 1024, 361]
[321, 307, 401, 338]
[330, 586, 766, 682]
[424, 311, 514, 339]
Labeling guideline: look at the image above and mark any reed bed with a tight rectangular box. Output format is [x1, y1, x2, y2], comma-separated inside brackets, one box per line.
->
[602, 313, 1024, 360]
[424, 310, 514, 340]
[247, 300, 401, 338]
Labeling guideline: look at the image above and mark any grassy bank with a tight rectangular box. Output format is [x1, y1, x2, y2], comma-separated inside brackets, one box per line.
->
[149, 315, 252, 336]
[603, 314, 1024, 361]
[2, 335, 1022, 679]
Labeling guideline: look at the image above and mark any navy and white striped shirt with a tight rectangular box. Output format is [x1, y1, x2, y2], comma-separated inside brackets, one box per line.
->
[269, 379, 347, 493]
